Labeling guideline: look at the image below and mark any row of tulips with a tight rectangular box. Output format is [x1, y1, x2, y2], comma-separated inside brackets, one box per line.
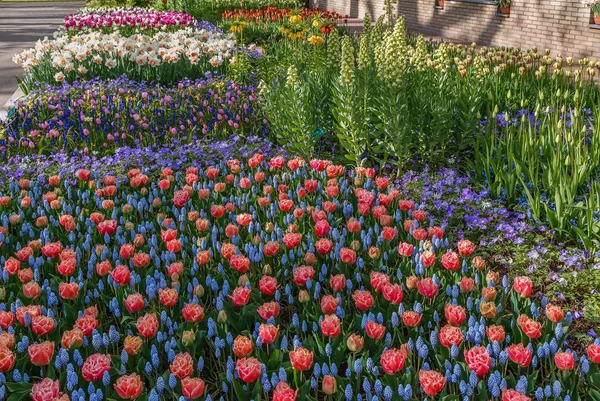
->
[63, 8, 196, 36]
[0, 155, 599, 401]
[220, 7, 346, 24]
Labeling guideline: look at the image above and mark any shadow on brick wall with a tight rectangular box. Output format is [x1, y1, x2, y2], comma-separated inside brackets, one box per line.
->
[315, 0, 380, 18]
[314, 0, 597, 58]
[401, 0, 593, 57]
[401, 1, 503, 46]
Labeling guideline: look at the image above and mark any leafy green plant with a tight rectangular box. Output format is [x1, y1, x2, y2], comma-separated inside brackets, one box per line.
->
[473, 85, 600, 250]
[262, 65, 332, 158]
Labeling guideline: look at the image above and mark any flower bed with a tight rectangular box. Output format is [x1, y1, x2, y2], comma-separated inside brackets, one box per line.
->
[220, 7, 342, 43]
[0, 134, 282, 188]
[221, 7, 345, 24]
[13, 27, 236, 90]
[63, 8, 196, 36]
[473, 108, 600, 250]
[4, 4, 600, 401]
[396, 167, 600, 320]
[1, 156, 599, 401]
[0, 76, 264, 157]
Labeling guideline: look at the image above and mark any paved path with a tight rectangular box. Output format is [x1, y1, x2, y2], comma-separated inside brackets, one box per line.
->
[0, 1, 84, 109]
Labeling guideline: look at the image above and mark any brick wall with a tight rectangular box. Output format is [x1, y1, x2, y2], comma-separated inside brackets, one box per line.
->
[312, 0, 600, 59]
[311, 0, 387, 20]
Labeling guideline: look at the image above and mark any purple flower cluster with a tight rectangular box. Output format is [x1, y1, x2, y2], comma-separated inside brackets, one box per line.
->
[394, 165, 600, 277]
[1, 75, 265, 157]
[479, 108, 594, 131]
[195, 20, 223, 33]
[0, 134, 285, 188]
[395, 167, 530, 237]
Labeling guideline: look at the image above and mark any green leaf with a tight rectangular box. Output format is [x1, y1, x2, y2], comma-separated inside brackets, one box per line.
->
[232, 379, 247, 401]
[591, 373, 600, 388]
[527, 370, 539, 393]
[5, 383, 31, 392]
[589, 388, 600, 401]
[5, 382, 31, 401]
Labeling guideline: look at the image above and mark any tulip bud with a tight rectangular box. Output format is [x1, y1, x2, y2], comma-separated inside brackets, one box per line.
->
[188, 211, 199, 222]
[95, 245, 106, 256]
[368, 247, 381, 259]
[182, 330, 196, 347]
[122, 204, 133, 214]
[194, 284, 204, 297]
[133, 234, 145, 247]
[346, 334, 364, 352]
[252, 235, 261, 246]
[263, 264, 272, 275]
[486, 271, 500, 284]
[239, 274, 249, 287]
[322, 375, 337, 395]
[472, 256, 487, 271]
[406, 275, 418, 289]
[0, 288, 6, 300]
[298, 290, 310, 303]
[350, 240, 361, 251]
[152, 198, 162, 208]
[423, 240, 432, 252]
[140, 187, 148, 196]
[9, 214, 21, 225]
[218, 310, 228, 323]
[28, 240, 41, 252]
[264, 222, 274, 233]
[304, 252, 317, 265]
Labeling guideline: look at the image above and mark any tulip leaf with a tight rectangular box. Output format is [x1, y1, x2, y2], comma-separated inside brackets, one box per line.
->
[297, 380, 312, 400]
[251, 380, 262, 400]
[589, 388, 600, 401]
[5, 383, 31, 392]
[591, 373, 600, 388]
[232, 379, 246, 401]
[527, 370, 539, 393]
[5, 383, 31, 401]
